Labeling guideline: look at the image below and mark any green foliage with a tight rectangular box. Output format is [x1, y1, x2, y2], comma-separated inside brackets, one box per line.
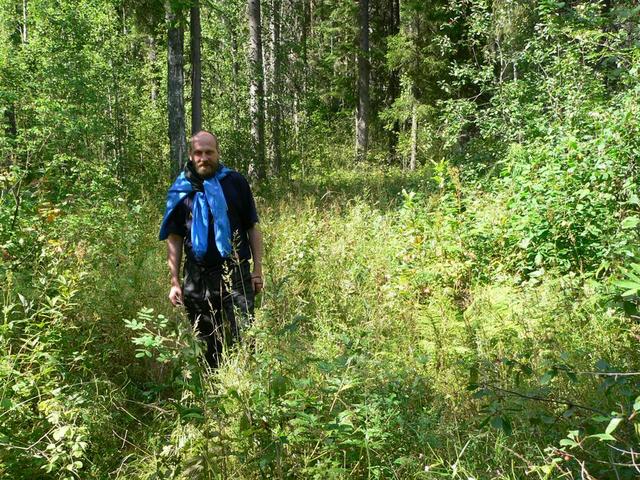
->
[500, 106, 640, 274]
[614, 263, 640, 298]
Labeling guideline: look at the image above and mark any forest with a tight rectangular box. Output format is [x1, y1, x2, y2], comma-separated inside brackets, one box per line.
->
[1, 0, 640, 478]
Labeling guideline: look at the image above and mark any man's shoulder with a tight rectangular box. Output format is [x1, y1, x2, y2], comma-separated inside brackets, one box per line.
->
[223, 168, 248, 181]
[222, 169, 251, 188]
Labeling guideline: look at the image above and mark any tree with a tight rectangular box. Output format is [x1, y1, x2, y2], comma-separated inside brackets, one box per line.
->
[1, 0, 25, 145]
[266, 0, 282, 174]
[248, 0, 266, 179]
[190, 0, 202, 134]
[166, 1, 187, 175]
[387, 0, 401, 158]
[356, 0, 370, 161]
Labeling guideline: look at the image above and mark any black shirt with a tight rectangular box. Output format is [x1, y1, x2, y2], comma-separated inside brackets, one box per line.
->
[164, 171, 259, 267]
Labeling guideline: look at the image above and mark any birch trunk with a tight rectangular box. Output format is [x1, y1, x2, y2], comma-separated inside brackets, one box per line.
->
[248, 0, 266, 179]
[22, 0, 27, 43]
[268, 0, 282, 174]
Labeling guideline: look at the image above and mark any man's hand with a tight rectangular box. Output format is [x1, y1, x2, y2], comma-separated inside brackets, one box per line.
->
[251, 274, 264, 294]
[169, 285, 183, 306]
[248, 225, 264, 295]
[167, 234, 184, 306]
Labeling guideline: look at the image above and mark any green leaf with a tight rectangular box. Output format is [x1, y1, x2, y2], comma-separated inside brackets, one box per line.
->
[490, 416, 512, 435]
[518, 237, 531, 249]
[559, 438, 578, 448]
[472, 388, 493, 399]
[627, 271, 640, 283]
[239, 413, 252, 433]
[589, 433, 615, 442]
[605, 417, 623, 435]
[53, 425, 70, 441]
[270, 374, 289, 398]
[540, 369, 556, 385]
[180, 411, 205, 422]
[621, 216, 640, 229]
[529, 268, 545, 278]
[613, 280, 640, 295]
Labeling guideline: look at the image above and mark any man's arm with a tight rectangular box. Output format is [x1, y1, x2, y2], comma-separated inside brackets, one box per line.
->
[167, 233, 183, 305]
[248, 224, 264, 293]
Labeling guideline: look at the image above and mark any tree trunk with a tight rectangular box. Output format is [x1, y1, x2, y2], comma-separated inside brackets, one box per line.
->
[221, 16, 240, 130]
[4, 109, 17, 142]
[109, 58, 124, 176]
[166, 3, 187, 176]
[190, 2, 202, 134]
[387, 0, 400, 160]
[356, 0, 369, 162]
[293, 90, 300, 153]
[4, 1, 25, 145]
[301, 0, 310, 94]
[147, 35, 159, 102]
[248, 0, 266, 179]
[410, 102, 417, 171]
[21, 0, 27, 43]
[268, 0, 282, 175]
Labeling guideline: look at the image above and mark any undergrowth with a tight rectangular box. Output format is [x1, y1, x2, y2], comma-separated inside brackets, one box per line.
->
[3, 164, 637, 479]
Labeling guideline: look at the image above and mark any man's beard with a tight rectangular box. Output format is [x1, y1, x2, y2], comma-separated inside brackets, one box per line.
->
[194, 163, 216, 178]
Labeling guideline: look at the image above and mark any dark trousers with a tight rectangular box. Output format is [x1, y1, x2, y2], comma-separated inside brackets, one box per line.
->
[182, 260, 254, 368]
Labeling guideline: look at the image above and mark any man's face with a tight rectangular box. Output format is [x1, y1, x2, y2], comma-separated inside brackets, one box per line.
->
[190, 135, 219, 178]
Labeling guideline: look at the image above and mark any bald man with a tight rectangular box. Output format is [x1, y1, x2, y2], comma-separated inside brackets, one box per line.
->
[159, 131, 263, 368]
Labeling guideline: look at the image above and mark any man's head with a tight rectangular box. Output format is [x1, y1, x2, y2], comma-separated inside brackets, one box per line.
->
[189, 131, 220, 178]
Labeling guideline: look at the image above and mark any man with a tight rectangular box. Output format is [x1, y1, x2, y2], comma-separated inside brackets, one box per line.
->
[159, 131, 263, 368]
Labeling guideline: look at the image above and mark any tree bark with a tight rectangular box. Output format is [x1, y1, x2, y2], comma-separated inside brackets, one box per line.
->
[387, 0, 400, 160]
[248, 0, 266, 179]
[301, 0, 310, 94]
[190, 1, 202, 134]
[221, 15, 240, 130]
[293, 90, 300, 153]
[268, 0, 282, 175]
[4, 1, 25, 145]
[356, 0, 369, 162]
[21, 0, 27, 43]
[147, 35, 159, 102]
[166, 3, 188, 176]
